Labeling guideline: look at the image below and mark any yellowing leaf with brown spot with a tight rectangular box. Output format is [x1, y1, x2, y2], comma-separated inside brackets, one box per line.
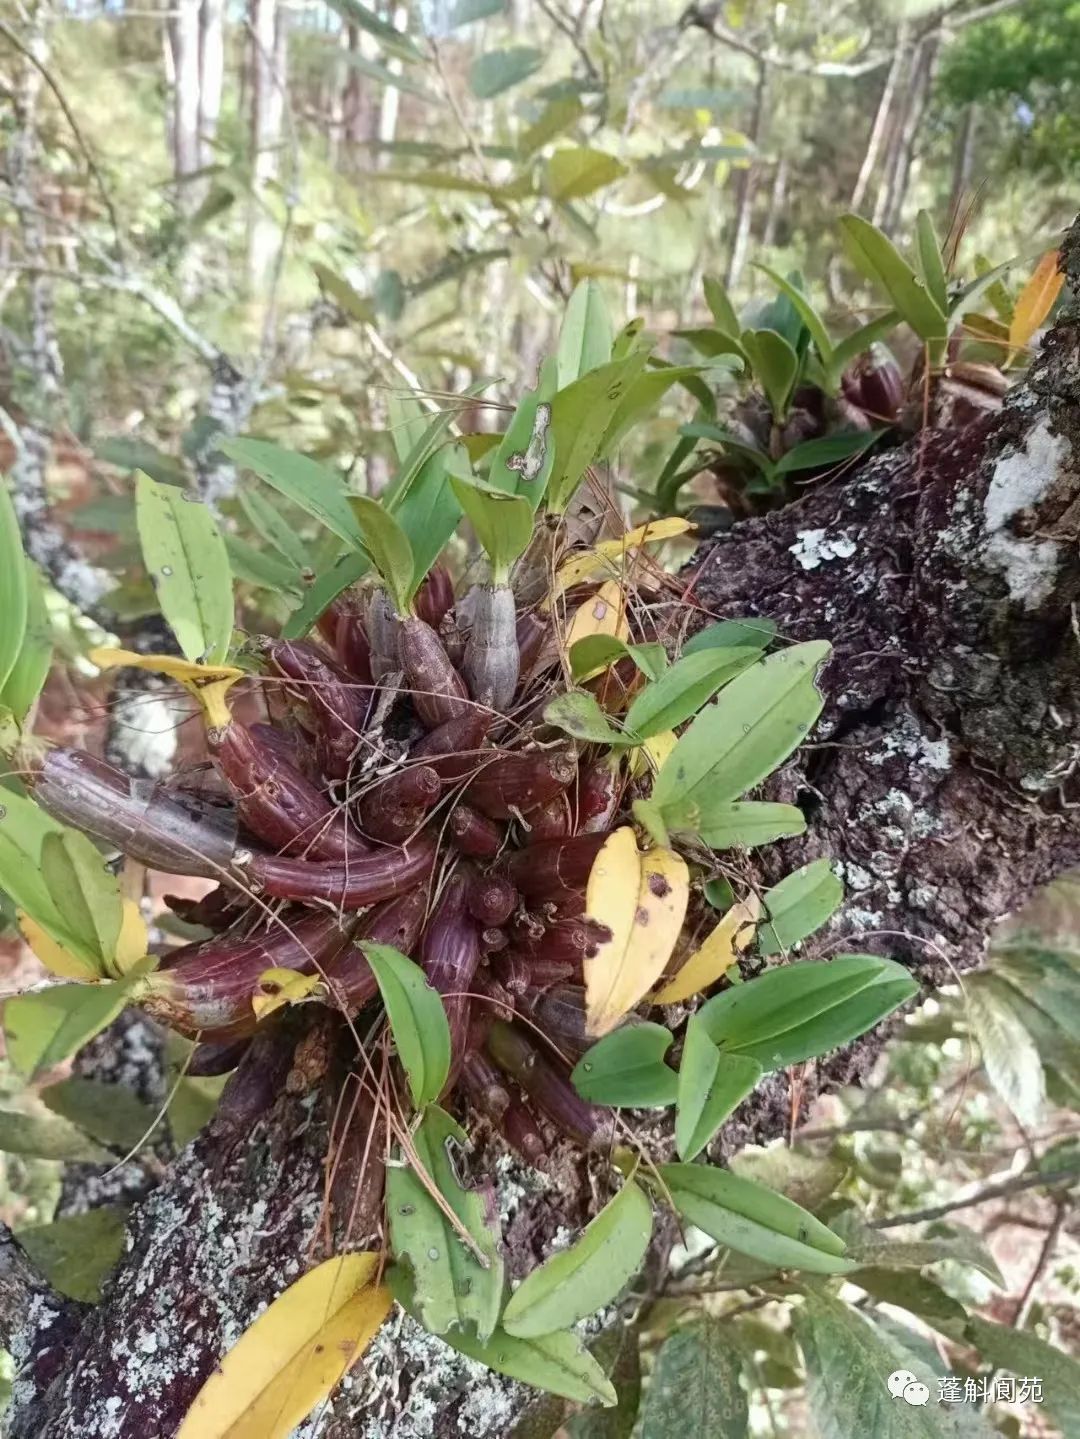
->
[548, 517, 692, 604]
[90, 649, 244, 729]
[1009, 251, 1063, 352]
[251, 968, 322, 1021]
[653, 893, 761, 1004]
[584, 827, 689, 1036]
[18, 913, 101, 981]
[564, 580, 629, 654]
[176, 1253, 390, 1439]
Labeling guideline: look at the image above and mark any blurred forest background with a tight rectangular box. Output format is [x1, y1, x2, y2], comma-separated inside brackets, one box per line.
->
[2, 0, 1080, 1434]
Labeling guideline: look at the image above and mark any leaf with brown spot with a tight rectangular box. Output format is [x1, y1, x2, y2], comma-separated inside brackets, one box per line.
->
[584, 828, 689, 1037]
[564, 579, 630, 653]
[176, 1253, 390, 1439]
[654, 895, 761, 1005]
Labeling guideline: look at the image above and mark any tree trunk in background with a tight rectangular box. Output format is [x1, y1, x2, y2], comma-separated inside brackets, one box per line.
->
[948, 102, 980, 228]
[343, 23, 376, 153]
[879, 36, 939, 236]
[725, 58, 770, 289]
[376, 3, 409, 162]
[168, 0, 202, 198]
[760, 153, 788, 248]
[5, 226, 1079, 1439]
[872, 37, 914, 227]
[248, 0, 288, 286]
[197, 0, 225, 170]
[850, 23, 907, 212]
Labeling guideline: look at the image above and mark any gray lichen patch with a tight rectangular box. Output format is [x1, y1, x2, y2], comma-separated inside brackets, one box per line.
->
[981, 417, 1068, 608]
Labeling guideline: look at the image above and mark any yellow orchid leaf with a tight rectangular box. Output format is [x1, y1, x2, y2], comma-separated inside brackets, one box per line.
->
[111, 900, 149, 977]
[176, 1253, 391, 1439]
[1009, 250, 1063, 352]
[631, 729, 678, 779]
[251, 968, 322, 1021]
[653, 893, 762, 1005]
[584, 827, 689, 1037]
[17, 913, 101, 981]
[548, 517, 692, 605]
[89, 649, 244, 729]
[564, 580, 629, 653]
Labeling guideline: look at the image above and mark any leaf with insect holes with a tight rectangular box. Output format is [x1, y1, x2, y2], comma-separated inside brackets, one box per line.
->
[625, 646, 760, 741]
[0, 484, 28, 693]
[387, 1105, 504, 1341]
[1009, 250, 1063, 353]
[651, 642, 829, 833]
[19, 1206, 128, 1303]
[550, 517, 692, 602]
[654, 894, 761, 1005]
[640, 1317, 747, 1439]
[176, 1253, 391, 1439]
[547, 350, 650, 512]
[4, 966, 151, 1080]
[683, 616, 776, 656]
[569, 636, 668, 684]
[602, 364, 708, 457]
[757, 859, 843, 955]
[1, 560, 52, 725]
[488, 357, 558, 506]
[250, 968, 322, 1021]
[222, 437, 366, 552]
[558, 278, 614, 387]
[966, 1317, 1080, 1436]
[450, 475, 533, 584]
[347, 496, 415, 614]
[657, 1165, 854, 1275]
[696, 953, 918, 1072]
[41, 831, 123, 974]
[740, 329, 798, 422]
[571, 1022, 678, 1107]
[387, 1267, 617, 1407]
[90, 649, 245, 730]
[503, 1179, 653, 1337]
[362, 943, 451, 1108]
[839, 214, 946, 355]
[543, 691, 635, 747]
[135, 473, 233, 664]
[564, 579, 629, 652]
[675, 1021, 761, 1160]
[795, 1290, 952, 1439]
[583, 828, 689, 1037]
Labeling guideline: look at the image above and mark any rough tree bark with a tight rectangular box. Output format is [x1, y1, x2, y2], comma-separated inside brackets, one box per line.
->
[3, 239, 1079, 1436]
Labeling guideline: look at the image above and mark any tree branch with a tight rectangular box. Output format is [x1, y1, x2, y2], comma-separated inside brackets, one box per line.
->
[871, 1165, 1080, 1229]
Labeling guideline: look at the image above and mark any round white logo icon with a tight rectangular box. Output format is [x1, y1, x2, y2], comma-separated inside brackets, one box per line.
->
[888, 1370, 931, 1405]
